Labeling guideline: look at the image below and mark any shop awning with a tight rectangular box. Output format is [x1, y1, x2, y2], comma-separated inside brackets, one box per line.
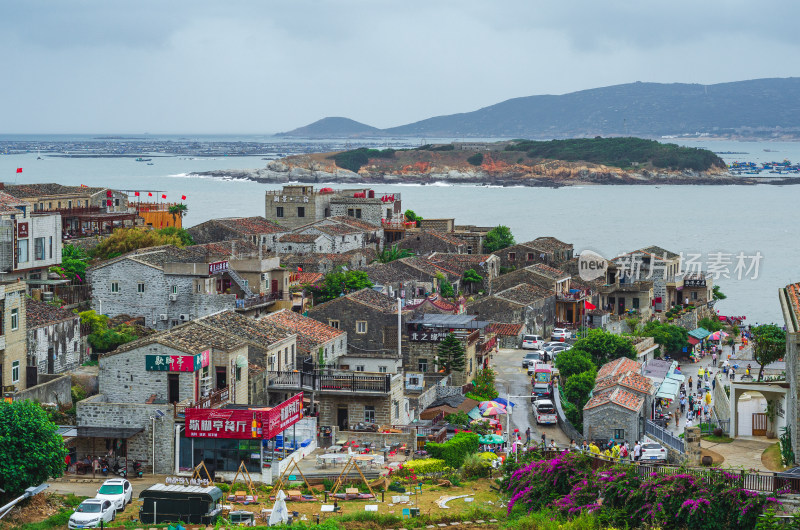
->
[687, 336, 700, 346]
[688, 327, 711, 341]
[667, 373, 685, 383]
[467, 407, 483, 421]
[76, 426, 144, 439]
[656, 380, 680, 400]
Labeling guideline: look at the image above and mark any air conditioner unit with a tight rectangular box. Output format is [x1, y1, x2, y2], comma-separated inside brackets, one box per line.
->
[159, 314, 168, 321]
[179, 314, 190, 321]
[168, 294, 178, 301]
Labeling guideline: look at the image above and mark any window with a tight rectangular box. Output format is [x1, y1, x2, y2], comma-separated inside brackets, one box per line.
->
[355, 365, 365, 372]
[276, 206, 284, 218]
[356, 321, 367, 334]
[171, 285, 178, 294]
[393, 401, 399, 419]
[364, 405, 375, 423]
[68, 200, 72, 208]
[11, 308, 18, 331]
[467, 246, 473, 254]
[378, 366, 387, 373]
[297, 206, 305, 218]
[236, 366, 242, 381]
[692, 291, 698, 300]
[284, 348, 288, 365]
[508, 252, 516, 261]
[197, 283, 202, 293]
[418, 359, 428, 372]
[11, 360, 19, 383]
[613, 429, 625, 440]
[17, 239, 28, 263]
[347, 208, 354, 217]
[48, 236, 53, 259]
[34, 237, 45, 260]
[111, 282, 119, 293]
[527, 253, 535, 260]
[137, 283, 145, 293]
[632, 297, 640, 309]
[355, 209, 361, 219]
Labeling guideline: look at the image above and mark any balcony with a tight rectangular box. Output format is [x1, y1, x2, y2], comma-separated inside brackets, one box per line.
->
[173, 386, 230, 418]
[267, 371, 392, 394]
[381, 218, 415, 230]
[235, 291, 282, 309]
[556, 290, 587, 302]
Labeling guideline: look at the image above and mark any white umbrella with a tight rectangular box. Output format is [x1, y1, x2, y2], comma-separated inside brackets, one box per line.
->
[268, 490, 289, 526]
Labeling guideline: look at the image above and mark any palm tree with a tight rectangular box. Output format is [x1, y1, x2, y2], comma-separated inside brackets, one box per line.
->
[376, 244, 413, 264]
[168, 204, 188, 227]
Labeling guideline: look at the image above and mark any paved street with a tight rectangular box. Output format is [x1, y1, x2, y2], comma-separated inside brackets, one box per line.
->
[490, 348, 571, 446]
[48, 474, 166, 498]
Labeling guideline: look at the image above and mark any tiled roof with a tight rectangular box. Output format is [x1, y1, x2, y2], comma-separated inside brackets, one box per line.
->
[175, 240, 261, 262]
[495, 283, 552, 306]
[397, 257, 453, 279]
[530, 263, 570, 281]
[639, 245, 680, 260]
[617, 372, 653, 394]
[311, 223, 361, 236]
[0, 191, 26, 215]
[584, 387, 645, 412]
[263, 309, 344, 355]
[786, 283, 800, 325]
[405, 294, 457, 312]
[427, 253, 494, 277]
[485, 322, 524, 336]
[279, 233, 323, 243]
[596, 357, 641, 381]
[214, 216, 285, 235]
[412, 230, 466, 247]
[347, 288, 401, 313]
[89, 246, 174, 271]
[295, 272, 323, 285]
[196, 311, 293, 345]
[4, 183, 106, 199]
[361, 263, 421, 284]
[26, 298, 78, 328]
[531, 237, 573, 251]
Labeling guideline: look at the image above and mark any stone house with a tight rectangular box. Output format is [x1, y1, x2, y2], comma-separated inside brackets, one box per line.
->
[262, 309, 347, 369]
[397, 230, 467, 255]
[451, 225, 493, 254]
[360, 262, 436, 304]
[492, 237, 574, 273]
[186, 216, 286, 248]
[404, 295, 465, 315]
[75, 320, 251, 473]
[88, 241, 291, 330]
[0, 280, 28, 391]
[314, 372, 409, 432]
[275, 233, 332, 254]
[467, 283, 556, 337]
[280, 249, 376, 274]
[26, 299, 83, 377]
[0, 191, 63, 281]
[485, 322, 525, 349]
[426, 253, 500, 293]
[292, 217, 384, 253]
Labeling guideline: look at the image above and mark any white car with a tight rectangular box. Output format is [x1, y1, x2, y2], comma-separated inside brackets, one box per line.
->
[551, 328, 571, 341]
[522, 334, 544, 350]
[95, 478, 132, 510]
[69, 499, 116, 529]
[640, 442, 667, 462]
[522, 351, 543, 368]
[533, 399, 557, 425]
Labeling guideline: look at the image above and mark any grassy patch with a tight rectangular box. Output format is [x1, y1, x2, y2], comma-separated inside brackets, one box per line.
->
[702, 434, 734, 443]
[762, 442, 787, 472]
[10, 509, 72, 530]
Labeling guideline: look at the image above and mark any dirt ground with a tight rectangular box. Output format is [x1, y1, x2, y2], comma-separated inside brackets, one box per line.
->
[0, 493, 71, 527]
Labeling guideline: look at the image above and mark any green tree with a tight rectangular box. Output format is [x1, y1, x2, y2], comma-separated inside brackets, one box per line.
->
[308, 268, 373, 303]
[404, 209, 423, 226]
[641, 320, 690, 356]
[461, 269, 483, 293]
[437, 333, 466, 373]
[562, 370, 596, 410]
[168, 203, 188, 226]
[156, 226, 194, 246]
[444, 411, 470, 428]
[570, 328, 637, 367]
[471, 368, 498, 400]
[0, 400, 68, 495]
[376, 243, 413, 264]
[712, 285, 727, 301]
[435, 271, 455, 298]
[466, 153, 484, 166]
[79, 310, 138, 353]
[483, 225, 515, 253]
[49, 245, 90, 283]
[93, 228, 187, 259]
[752, 324, 786, 381]
[697, 317, 723, 333]
[554, 349, 596, 381]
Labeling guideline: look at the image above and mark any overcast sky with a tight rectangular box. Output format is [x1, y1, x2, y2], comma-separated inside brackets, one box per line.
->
[2, 0, 798, 134]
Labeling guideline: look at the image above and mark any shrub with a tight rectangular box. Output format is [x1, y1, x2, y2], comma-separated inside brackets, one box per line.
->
[467, 153, 484, 166]
[387, 481, 405, 493]
[401, 458, 447, 476]
[426, 432, 480, 469]
[71, 385, 87, 403]
[462, 453, 492, 479]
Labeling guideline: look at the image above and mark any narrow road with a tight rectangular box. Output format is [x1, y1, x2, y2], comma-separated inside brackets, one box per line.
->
[490, 348, 571, 446]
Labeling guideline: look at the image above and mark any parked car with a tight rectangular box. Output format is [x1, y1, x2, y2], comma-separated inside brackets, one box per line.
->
[533, 399, 558, 424]
[522, 334, 545, 350]
[531, 382, 553, 399]
[69, 499, 116, 529]
[551, 328, 571, 341]
[522, 351, 543, 368]
[640, 442, 667, 462]
[527, 359, 547, 375]
[95, 478, 132, 510]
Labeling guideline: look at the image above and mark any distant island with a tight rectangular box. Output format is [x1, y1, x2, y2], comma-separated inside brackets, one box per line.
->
[277, 77, 800, 140]
[190, 137, 799, 187]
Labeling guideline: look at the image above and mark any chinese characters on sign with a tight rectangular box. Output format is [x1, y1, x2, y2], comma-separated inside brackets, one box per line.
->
[16, 222, 28, 238]
[208, 260, 229, 275]
[185, 393, 303, 439]
[407, 328, 450, 342]
[611, 251, 763, 282]
[145, 350, 210, 372]
[264, 393, 303, 439]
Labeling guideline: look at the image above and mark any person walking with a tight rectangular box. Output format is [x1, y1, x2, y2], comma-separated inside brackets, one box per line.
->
[633, 441, 641, 462]
[675, 411, 679, 428]
[712, 352, 717, 367]
[680, 396, 686, 414]
[541, 433, 546, 448]
[525, 427, 531, 445]
[731, 367, 736, 381]
[712, 376, 716, 391]
[688, 376, 693, 391]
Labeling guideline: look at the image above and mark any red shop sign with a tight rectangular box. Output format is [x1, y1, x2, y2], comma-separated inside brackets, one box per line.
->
[264, 392, 304, 439]
[17, 222, 28, 238]
[185, 408, 264, 439]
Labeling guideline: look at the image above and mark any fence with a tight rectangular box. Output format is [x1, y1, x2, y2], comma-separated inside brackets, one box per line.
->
[700, 417, 730, 435]
[537, 448, 800, 494]
[553, 384, 583, 442]
[645, 420, 684, 453]
[54, 283, 91, 306]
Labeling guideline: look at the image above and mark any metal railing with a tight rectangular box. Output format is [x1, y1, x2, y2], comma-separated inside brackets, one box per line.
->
[645, 419, 684, 453]
[235, 291, 282, 309]
[699, 418, 731, 435]
[173, 386, 230, 418]
[266, 371, 391, 393]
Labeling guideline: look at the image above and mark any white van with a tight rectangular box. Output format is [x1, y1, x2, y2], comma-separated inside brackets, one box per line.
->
[522, 335, 544, 350]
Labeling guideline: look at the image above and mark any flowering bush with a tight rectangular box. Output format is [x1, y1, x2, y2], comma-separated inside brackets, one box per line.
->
[505, 451, 780, 529]
[397, 458, 448, 476]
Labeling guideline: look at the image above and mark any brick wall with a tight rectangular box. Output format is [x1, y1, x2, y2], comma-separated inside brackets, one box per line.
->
[308, 299, 398, 353]
[0, 284, 27, 390]
[397, 232, 465, 255]
[27, 318, 82, 375]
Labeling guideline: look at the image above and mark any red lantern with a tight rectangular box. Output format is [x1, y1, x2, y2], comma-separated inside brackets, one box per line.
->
[161, 194, 166, 199]
[181, 195, 186, 200]
[134, 191, 140, 197]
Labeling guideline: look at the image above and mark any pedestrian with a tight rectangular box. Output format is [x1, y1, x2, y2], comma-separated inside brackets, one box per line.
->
[686, 417, 693, 428]
[549, 439, 557, 450]
[633, 441, 641, 462]
[712, 352, 717, 366]
[675, 411, 679, 428]
[525, 427, 531, 445]
[541, 433, 546, 448]
[611, 443, 620, 460]
[704, 368, 709, 381]
[581, 440, 588, 452]
[680, 396, 686, 413]
[689, 376, 693, 391]
[620, 442, 629, 462]
[731, 368, 736, 381]
[570, 439, 579, 451]
[712, 376, 716, 391]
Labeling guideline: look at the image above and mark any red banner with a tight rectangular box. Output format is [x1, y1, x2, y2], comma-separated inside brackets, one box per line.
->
[264, 393, 304, 439]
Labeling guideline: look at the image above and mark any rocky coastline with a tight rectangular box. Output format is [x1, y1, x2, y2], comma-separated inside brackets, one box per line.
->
[189, 159, 800, 187]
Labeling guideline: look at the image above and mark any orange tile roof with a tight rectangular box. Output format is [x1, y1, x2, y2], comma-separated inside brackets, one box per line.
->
[596, 357, 641, 381]
[584, 387, 644, 412]
[295, 272, 323, 285]
[405, 294, 457, 312]
[786, 283, 800, 325]
[485, 323, 524, 336]
[617, 372, 652, 394]
[263, 309, 344, 355]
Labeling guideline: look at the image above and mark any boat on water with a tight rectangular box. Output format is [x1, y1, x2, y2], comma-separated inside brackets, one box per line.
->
[146, 162, 154, 165]
[135, 157, 152, 162]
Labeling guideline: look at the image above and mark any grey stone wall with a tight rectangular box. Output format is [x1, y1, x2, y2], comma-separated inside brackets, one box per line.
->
[397, 232, 465, 256]
[553, 385, 583, 442]
[27, 318, 82, 375]
[15, 373, 72, 405]
[308, 298, 399, 353]
[583, 403, 642, 444]
[405, 340, 478, 387]
[435, 385, 464, 399]
[99, 343, 197, 403]
[713, 374, 731, 421]
[329, 200, 393, 227]
[89, 258, 236, 330]
[77, 394, 176, 474]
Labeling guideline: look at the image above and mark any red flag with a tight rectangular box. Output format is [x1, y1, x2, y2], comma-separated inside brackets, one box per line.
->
[134, 191, 140, 197]
[181, 195, 186, 200]
[161, 194, 166, 199]
[148, 192, 153, 197]
[585, 300, 597, 310]
[16, 168, 22, 173]
[297, 267, 303, 272]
